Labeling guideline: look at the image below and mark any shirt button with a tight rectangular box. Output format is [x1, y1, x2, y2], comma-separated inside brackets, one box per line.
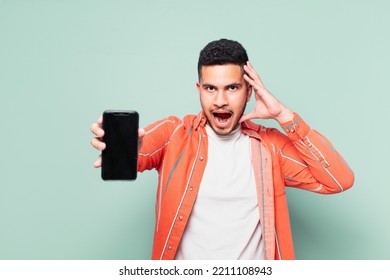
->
[168, 246, 172, 250]
[199, 156, 204, 161]
[189, 187, 194, 191]
[290, 128, 295, 133]
[179, 216, 183, 221]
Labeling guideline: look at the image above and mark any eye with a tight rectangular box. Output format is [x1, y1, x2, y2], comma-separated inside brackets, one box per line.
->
[205, 85, 215, 92]
[228, 85, 239, 92]
[226, 84, 241, 92]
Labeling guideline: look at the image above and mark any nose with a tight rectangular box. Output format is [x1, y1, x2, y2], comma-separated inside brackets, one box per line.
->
[213, 90, 228, 107]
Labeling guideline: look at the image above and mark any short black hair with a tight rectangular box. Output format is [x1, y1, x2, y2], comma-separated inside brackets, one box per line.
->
[197, 39, 249, 80]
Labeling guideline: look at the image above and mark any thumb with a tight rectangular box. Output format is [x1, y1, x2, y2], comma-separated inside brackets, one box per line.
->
[138, 128, 146, 151]
[239, 112, 257, 123]
[138, 127, 146, 138]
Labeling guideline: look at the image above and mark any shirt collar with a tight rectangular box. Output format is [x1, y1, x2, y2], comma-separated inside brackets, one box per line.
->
[241, 120, 263, 141]
[194, 111, 207, 130]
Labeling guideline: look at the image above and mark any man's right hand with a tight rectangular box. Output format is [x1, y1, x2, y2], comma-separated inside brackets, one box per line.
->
[90, 115, 145, 168]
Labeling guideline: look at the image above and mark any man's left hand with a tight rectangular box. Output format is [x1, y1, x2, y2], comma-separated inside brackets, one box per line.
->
[239, 61, 294, 124]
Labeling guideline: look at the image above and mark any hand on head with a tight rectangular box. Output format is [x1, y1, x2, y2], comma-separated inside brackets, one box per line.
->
[240, 61, 294, 124]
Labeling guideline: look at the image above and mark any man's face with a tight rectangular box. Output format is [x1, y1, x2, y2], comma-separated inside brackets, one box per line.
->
[197, 64, 252, 135]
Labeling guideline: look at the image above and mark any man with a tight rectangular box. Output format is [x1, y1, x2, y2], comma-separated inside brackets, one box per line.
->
[90, 39, 354, 260]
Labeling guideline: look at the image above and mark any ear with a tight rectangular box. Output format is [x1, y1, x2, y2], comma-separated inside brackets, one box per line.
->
[196, 82, 201, 94]
[246, 85, 253, 102]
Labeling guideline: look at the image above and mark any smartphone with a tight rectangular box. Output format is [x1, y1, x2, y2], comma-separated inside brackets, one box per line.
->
[101, 110, 139, 181]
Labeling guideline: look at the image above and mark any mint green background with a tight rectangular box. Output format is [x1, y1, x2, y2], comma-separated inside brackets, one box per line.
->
[1, 0, 389, 259]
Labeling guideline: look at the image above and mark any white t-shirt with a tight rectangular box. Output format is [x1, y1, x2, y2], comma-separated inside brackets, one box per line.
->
[175, 125, 265, 260]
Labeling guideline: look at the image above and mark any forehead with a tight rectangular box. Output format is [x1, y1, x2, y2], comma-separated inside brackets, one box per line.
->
[200, 64, 244, 84]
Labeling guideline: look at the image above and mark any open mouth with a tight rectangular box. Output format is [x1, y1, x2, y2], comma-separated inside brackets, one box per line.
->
[213, 112, 232, 124]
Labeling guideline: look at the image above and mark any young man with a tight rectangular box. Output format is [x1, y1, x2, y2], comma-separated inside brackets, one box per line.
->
[90, 39, 354, 260]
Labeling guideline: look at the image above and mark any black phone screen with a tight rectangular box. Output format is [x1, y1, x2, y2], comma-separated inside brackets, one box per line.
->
[101, 110, 139, 181]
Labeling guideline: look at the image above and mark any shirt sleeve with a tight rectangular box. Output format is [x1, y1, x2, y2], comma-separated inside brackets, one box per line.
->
[276, 113, 354, 194]
[138, 116, 183, 172]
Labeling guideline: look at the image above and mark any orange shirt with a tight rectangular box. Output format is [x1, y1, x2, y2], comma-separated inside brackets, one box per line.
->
[138, 112, 354, 260]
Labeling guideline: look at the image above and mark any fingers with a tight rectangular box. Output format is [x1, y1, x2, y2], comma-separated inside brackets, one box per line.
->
[244, 61, 270, 101]
[243, 73, 258, 88]
[239, 112, 257, 123]
[90, 123, 104, 138]
[91, 115, 106, 151]
[245, 61, 259, 78]
[91, 115, 104, 137]
[91, 137, 106, 151]
[91, 115, 104, 168]
[244, 74, 267, 101]
[90, 115, 105, 151]
[93, 155, 102, 168]
[244, 61, 264, 87]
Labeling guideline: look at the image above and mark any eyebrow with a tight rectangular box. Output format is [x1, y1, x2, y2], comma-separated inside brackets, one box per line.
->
[201, 82, 243, 88]
[225, 83, 242, 88]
